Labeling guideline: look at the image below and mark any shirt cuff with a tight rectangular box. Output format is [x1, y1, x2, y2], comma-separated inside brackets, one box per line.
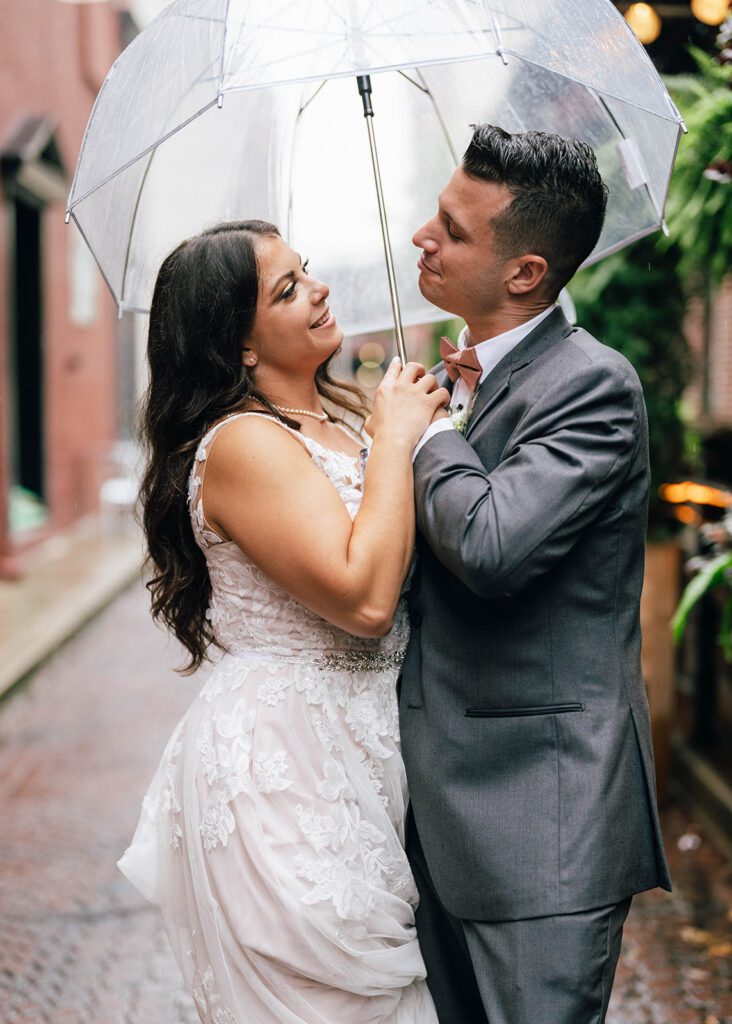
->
[412, 418, 455, 462]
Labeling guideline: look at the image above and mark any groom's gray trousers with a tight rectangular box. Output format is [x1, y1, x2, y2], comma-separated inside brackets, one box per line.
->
[407, 805, 631, 1024]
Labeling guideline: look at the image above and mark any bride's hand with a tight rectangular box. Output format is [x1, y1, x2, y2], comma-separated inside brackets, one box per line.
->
[365, 358, 450, 447]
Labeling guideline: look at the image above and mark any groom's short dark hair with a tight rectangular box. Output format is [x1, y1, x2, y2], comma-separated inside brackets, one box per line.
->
[462, 124, 608, 298]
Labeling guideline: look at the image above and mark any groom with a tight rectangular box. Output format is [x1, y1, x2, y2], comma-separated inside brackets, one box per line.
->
[399, 124, 672, 1023]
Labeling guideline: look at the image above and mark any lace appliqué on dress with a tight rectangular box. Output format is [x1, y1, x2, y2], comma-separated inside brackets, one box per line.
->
[196, 698, 256, 851]
[117, 412, 439, 1024]
[192, 965, 237, 1024]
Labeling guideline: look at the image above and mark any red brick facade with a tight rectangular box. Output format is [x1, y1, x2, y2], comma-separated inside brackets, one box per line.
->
[684, 278, 732, 430]
[0, 2, 122, 570]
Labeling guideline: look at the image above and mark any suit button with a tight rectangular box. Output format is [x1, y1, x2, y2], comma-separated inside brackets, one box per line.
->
[410, 612, 422, 628]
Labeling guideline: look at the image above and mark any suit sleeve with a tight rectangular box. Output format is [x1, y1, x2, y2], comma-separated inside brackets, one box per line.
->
[413, 360, 645, 599]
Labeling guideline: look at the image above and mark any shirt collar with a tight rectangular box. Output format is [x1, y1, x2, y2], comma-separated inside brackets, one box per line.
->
[457, 305, 557, 383]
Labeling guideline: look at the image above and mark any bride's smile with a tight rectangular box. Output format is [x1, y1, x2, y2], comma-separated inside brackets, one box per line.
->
[246, 235, 344, 377]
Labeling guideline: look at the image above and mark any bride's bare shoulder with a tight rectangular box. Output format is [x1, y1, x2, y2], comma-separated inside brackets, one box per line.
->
[205, 413, 312, 477]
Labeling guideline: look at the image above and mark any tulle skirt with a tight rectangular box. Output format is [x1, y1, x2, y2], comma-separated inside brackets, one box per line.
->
[118, 652, 437, 1024]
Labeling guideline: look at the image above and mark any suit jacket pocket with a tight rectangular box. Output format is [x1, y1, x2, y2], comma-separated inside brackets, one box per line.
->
[465, 702, 585, 718]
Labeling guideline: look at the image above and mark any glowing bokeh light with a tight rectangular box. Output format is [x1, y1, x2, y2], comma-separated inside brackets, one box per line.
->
[690, 0, 730, 26]
[624, 3, 663, 44]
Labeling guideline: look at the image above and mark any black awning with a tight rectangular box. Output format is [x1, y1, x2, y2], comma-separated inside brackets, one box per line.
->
[1, 116, 68, 206]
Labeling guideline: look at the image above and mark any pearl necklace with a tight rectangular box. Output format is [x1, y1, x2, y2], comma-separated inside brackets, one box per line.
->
[274, 405, 329, 422]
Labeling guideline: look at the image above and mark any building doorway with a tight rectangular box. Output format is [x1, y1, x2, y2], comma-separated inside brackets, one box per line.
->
[8, 195, 46, 532]
[1, 117, 67, 536]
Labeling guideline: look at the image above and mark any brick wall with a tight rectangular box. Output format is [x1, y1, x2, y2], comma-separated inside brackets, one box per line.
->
[684, 277, 732, 429]
[0, 1, 122, 567]
[710, 280, 732, 427]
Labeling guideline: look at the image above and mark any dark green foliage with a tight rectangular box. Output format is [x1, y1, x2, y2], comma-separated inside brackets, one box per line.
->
[673, 550, 732, 661]
[664, 49, 732, 288]
[571, 239, 693, 537]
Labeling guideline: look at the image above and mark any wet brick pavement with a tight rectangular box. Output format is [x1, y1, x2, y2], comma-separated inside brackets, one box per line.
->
[0, 582, 730, 1023]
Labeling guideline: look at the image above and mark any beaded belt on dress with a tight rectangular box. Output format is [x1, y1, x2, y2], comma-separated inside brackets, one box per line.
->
[228, 647, 406, 672]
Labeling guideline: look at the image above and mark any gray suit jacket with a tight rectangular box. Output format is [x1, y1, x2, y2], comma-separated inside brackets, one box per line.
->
[400, 307, 672, 922]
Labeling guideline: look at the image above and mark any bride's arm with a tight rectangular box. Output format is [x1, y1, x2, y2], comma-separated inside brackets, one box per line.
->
[203, 362, 448, 638]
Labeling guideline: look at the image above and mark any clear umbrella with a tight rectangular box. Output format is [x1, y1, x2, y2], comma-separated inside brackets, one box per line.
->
[67, 0, 685, 359]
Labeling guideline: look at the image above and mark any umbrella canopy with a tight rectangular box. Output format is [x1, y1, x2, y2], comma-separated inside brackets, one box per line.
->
[67, 0, 685, 335]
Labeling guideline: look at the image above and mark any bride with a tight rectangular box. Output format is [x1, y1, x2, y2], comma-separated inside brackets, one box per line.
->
[118, 219, 447, 1023]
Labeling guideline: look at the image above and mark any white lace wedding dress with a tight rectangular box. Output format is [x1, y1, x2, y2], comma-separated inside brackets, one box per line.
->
[118, 413, 437, 1024]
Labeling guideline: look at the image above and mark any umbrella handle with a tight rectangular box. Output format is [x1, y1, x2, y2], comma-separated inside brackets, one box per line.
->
[356, 75, 408, 366]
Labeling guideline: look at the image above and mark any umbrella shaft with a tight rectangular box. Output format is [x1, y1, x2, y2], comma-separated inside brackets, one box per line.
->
[358, 79, 407, 365]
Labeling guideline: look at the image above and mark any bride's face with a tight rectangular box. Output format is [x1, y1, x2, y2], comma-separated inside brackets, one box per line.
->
[245, 235, 344, 374]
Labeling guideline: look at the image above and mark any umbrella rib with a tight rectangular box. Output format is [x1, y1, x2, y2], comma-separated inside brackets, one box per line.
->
[173, 13, 226, 25]
[219, 51, 511, 97]
[507, 52, 682, 126]
[67, 68, 109, 213]
[68, 21, 219, 212]
[68, 211, 121, 311]
[233, 34, 354, 77]
[119, 147, 157, 313]
[355, 0, 517, 41]
[355, 2, 440, 36]
[485, 6, 507, 63]
[413, 68, 460, 165]
[397, 69, 429, 93]
[222, 0, 344, 41]
[217, 0, 232, 97]
[582, 222, 665, 268]
[397, 69, 460, 165]
[297, 79, 328, 115]
[219, 0, 316, 72]
[320, 0, 351, 32]
[657, 120, 684, 228]
[357, 0, 384, 34]
[222, 20, 345, 37]
[230, 44, 672, 107]
[67, 98, 219, 213]
[594, 92, 663, 222]
[258, 0, 310, 30]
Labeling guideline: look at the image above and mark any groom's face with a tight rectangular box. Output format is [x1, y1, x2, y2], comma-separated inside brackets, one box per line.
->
[412, 166, 515, 320]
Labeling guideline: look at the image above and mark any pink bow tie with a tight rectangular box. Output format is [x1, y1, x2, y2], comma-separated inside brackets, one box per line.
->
[439, 336, 482, 394]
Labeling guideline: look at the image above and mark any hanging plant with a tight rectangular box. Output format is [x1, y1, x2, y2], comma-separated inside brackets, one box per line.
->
[663, 47, 732, 288]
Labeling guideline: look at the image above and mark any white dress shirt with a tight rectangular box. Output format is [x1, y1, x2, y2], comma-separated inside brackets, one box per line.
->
[413, 305, 557, 460]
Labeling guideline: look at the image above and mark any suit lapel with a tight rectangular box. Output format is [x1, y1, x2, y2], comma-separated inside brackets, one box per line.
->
[466, 308, 574, 440]
[465, 366, 512, 439]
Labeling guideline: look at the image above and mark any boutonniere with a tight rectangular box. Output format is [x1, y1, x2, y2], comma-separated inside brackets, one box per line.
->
[449, 404, 469, 435]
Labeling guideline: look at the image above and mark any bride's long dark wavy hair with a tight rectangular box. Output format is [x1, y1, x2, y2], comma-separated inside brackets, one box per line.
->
[140, 220, 368, 673]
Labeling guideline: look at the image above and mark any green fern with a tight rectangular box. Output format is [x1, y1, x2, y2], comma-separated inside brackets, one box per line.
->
[672, 552, 732, 661]
[664, 50, 732, 287]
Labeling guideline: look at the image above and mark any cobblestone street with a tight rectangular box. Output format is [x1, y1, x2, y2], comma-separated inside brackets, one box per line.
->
[0, 582, 730, 1024]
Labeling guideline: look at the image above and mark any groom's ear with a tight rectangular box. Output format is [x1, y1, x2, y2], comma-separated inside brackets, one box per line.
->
[506, 254, 549, 296]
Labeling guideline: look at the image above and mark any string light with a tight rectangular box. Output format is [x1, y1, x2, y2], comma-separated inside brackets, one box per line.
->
[675, 506, 703, 526]
[659, 481, 732, 508]
[624, 3, 663, 44]
[690, 0, 731, 26]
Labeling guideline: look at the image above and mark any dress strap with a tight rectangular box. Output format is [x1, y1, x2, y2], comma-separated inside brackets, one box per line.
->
[198, 411, 313, 459]
[189, 412, 312, 547]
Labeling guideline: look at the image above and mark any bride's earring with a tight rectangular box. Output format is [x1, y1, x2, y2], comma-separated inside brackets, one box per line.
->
[242, 347, 258, 369]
